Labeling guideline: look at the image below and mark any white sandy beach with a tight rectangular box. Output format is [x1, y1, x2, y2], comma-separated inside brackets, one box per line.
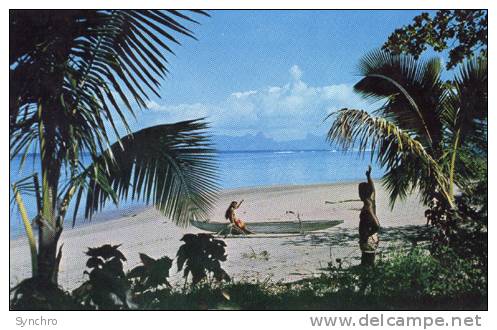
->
[10, 182, 428, 290]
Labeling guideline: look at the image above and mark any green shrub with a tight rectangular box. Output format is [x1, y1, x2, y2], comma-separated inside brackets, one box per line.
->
[10, 243, 486, 310]
[359, 247, 486, 299]
[176, 233, 230, 285]
[127, 253, 173, 308]
[142, 247, 486, 310]
[72, 244, 130, 310]
[10, 278, 80, 310]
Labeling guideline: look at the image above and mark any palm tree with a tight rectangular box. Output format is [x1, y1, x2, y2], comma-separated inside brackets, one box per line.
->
[326, 50, 487, 208]
[10, 10, 219, 287]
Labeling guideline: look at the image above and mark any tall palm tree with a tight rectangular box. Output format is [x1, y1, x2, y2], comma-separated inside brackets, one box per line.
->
[10, 10, 219, 287]
[326, 50, 487, 208]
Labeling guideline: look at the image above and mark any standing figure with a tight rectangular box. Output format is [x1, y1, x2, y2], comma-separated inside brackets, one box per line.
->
[225, 200, 252, 234]
[358, 166, 380, 266]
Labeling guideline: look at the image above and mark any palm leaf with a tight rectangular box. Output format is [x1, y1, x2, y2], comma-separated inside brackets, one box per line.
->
[355, 50, 446, 149]
[442, 56, 487, 150]
[70, 119, 219, 227]
[10, 10, 208, 172]
[326, 109, 452, 207]
[441, 56, 487, 196]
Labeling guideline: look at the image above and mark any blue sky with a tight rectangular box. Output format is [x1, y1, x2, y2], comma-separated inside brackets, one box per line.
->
[128, 10, 445, 141]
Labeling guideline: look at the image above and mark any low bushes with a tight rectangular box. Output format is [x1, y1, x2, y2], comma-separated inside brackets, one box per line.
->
[10, 239, 486, 310]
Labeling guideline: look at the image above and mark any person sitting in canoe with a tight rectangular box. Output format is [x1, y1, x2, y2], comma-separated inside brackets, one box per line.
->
[225, 200, 252, 234]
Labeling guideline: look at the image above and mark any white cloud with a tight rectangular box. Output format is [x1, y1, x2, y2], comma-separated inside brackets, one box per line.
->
[138, 66, 375, 140]
[231, 90, 257, 98]
[289, 65, 303, 81]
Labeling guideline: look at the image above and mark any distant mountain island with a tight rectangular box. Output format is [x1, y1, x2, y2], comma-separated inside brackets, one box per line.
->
[212, 132, 338, 152]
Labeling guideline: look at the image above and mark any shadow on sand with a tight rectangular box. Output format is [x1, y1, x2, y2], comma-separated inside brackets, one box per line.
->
[282, 225, 435, 248]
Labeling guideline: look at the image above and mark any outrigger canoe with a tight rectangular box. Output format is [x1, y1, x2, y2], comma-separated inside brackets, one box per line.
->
[191, 220, 343, 234]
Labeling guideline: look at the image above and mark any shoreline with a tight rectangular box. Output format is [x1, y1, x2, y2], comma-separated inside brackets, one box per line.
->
[10, 182, 427, 290]
[10, 181, 381, 240]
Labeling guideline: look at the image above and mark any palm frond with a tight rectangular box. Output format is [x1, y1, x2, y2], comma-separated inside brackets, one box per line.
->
[326, 109, 452, 207]
[355, 50, 446, 148]
[10, 10, 208, 172]
[442, 56, 487, 150]
[10, 174, 39, 203]
[70, 119, 220, 227]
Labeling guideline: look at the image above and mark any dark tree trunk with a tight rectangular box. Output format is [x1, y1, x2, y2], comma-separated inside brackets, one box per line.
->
[36, 99, 64, 286]
[37, 215, 63, 286]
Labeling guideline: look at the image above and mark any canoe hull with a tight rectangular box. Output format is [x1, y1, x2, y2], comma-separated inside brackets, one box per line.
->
[191, 220, 343, 234]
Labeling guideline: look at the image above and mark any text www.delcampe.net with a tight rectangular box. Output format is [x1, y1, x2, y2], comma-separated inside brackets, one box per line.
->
[310, 314, 483, 329]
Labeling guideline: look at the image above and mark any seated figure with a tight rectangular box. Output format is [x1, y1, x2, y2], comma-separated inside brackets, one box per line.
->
[225, 200, 252, 235]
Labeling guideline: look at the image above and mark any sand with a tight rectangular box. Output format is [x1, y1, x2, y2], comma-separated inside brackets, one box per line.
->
[10, 182, 428, 290]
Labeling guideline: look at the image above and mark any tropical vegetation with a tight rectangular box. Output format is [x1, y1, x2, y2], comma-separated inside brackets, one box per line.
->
[11, 244, 486, 310]
[10, 9, 487, 311]
[383, 10, 487, 69]
[327, 50, 487, 209]
[10, 10, 219, 290]
[326, 50, 487, 270]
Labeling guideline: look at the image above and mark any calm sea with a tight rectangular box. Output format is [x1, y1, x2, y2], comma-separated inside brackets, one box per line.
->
[9, 150, 382, 238]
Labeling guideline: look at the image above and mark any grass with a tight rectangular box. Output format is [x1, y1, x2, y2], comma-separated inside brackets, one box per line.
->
[11, 246, 486, 311]
[136, 248, 487, 310]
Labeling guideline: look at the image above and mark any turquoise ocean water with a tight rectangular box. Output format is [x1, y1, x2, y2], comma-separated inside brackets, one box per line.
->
[9, 150, 382, 238]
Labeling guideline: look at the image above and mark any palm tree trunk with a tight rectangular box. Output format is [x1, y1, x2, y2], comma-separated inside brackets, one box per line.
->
[37, 220, 63, 285]
[36, 104, 64, 286]
[37, 182, 61, 285]
[448, 128, 461, 200]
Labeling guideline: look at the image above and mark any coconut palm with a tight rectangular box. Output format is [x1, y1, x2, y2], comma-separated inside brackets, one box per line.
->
[326, 50, 487, 208]
[10, 10, 219, 287]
